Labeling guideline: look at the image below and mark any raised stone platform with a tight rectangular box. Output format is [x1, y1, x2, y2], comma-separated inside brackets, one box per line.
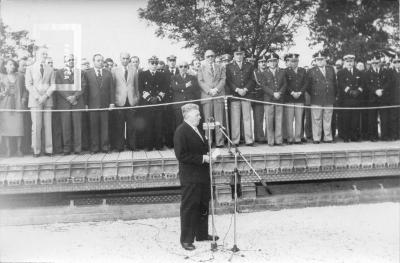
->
[0, 141, 399, 197]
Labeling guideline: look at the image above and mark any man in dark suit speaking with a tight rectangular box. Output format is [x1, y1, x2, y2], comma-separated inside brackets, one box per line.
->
[173, 103, 219, 251]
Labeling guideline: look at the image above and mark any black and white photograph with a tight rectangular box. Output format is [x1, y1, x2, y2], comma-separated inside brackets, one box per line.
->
[0, 0, 399, 262]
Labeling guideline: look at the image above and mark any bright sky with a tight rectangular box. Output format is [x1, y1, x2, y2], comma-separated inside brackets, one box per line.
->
[1, 0, 318, 67]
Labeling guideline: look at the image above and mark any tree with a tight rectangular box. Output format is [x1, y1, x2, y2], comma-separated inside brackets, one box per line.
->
[308, 0, 399, 62]
[139, 0, 313, 58]
[0, 10, 37, 60]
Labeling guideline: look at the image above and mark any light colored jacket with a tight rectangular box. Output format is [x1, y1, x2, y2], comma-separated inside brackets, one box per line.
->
[112, 65, 139, 106]
[197, 62, 226, 104]
[25, 63, 55, 108]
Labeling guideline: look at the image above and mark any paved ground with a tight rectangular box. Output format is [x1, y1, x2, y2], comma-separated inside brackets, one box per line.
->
[0, 202, 398, 263]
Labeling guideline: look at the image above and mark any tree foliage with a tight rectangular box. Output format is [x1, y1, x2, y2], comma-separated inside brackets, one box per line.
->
[139, 0, 313, 58]
[308, 0, 399, 62]
[0, 18, 37, 60]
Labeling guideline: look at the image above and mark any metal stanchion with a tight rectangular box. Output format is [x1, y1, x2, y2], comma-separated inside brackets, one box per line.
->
[204, 117, 218, 251]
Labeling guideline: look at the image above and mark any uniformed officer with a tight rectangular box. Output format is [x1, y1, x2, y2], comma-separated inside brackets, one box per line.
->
[365, 52, 393, 141]
[263, 52, 287, 146]
[226, 47, 255, 146]
[252, 56, 268, 143]
[305, 51, 337, 143]
[163, 54, 179, 148]
[284, 53, 307, 144]
[337, 54, 365, 142]
[171, 61, 199, 127]
[138, 56, 168, 150]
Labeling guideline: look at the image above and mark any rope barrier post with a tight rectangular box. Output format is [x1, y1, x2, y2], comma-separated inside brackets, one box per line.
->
[224, 95, 231, 149]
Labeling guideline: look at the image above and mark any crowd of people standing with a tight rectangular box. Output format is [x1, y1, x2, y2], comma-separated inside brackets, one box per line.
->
[0, 46, 399, 157]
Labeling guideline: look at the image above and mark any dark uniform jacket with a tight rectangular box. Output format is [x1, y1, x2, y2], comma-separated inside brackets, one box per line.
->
[139, 70, 168, 105]
[337, 67, 365, 106]
[83, 68, 114, 109]
[263, 68, 287, 102]
[171, 74, 199, 109]
[285, 67, 307, 103]
[305, 66, 337, 105]
[365, 67, 393, 105]
[173, 121, 209, 185]
[252, 69, 267, 101]
[55, 68, 85, 109]
[164, 67, 179, 102]
[392, 69, 400, 105]
[226, 61, 254, 99]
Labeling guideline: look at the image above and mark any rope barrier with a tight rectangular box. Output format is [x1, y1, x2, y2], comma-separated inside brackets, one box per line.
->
[0, 95, 400, 112]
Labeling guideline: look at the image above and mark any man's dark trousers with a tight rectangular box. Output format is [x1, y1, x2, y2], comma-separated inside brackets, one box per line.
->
[180, 183, 210, 244]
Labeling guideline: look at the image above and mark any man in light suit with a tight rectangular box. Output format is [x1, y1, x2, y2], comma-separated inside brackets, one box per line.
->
[83, 54, 115, 153]
[25, 47, 56, 157]
[197, 50, 226, 147]
[111, 52, 139, 151]
[55, 54, 86, 155]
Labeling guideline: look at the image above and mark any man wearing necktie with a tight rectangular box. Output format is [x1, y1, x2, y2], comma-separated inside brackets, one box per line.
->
[163, 55, 180, 148]
[284, 53, 307, 144]
[226, 46, 255, 146]
[54, 54, 86, 155]
[25, 47, 55, 157]
[110, 52, 139, 151]
[138, 56, 168, 151]
[365, 52, 394, 141]
[305, 51, 337, 144]
[337, 54, 365, 142]
[83, 54, 115, 153]
[197, 50, 226, 147]
[171, 61, 199, 127]
[173, 103, 219, 251]
[263, 52, 287, 146]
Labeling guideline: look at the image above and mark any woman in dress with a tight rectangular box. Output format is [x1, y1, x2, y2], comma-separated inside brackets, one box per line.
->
[0, 59, 26, 156]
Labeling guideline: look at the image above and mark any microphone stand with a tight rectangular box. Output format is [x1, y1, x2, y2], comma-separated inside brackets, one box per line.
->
[216, 125, 272, 253]
[205, 118, 218, 251]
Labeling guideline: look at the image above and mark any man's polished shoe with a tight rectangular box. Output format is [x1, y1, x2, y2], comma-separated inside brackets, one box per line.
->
[216, 145, 224, 148]
[196, 235, 219, 242]
[245, 143, 254, 147]
[33, 153, 40, 158]
[44, 153, 53, 157]
[181, 242, 196, 251]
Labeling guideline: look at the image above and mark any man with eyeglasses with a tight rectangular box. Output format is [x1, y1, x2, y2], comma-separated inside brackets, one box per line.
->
[365, 53, 393, 141]
[391, 54, 400, 140]
[171, 61, 199, 127]
[226, 47, 255, 146]
[54, 54, 85, 155]
[138, 55, 167, 151]
[110, 52, 140, 152]
[337, 54, 365, 142]
[305, 51, 337, 144]
[197, 50, 226, 147]
[284, 53, 307, 144]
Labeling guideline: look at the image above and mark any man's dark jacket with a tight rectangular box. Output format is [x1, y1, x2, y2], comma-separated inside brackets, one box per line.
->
[173, 121, 209, 185]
